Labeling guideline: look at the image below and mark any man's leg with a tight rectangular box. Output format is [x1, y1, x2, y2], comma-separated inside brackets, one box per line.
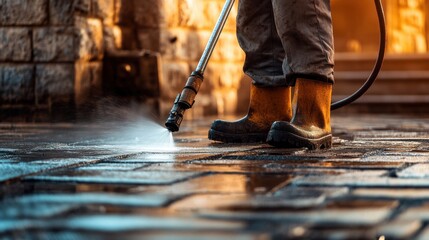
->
[208, 0, 292, 143]
[267, 0, 335, 149]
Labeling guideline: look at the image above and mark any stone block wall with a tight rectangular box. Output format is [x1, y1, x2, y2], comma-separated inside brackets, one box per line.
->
[0, 0, 113, 121]
[0, 0, 246, 121]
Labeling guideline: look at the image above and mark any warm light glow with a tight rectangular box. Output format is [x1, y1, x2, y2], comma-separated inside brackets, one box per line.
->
[388, 0, 428, 53]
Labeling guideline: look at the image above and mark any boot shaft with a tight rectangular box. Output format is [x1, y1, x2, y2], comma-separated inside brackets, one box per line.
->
[291, 79, 332, 131]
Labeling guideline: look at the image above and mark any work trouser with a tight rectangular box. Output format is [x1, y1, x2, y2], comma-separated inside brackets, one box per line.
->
[237, 0, 335, 87]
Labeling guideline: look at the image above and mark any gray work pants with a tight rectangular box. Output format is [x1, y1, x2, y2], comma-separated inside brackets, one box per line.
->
[237, 0, 335, 87]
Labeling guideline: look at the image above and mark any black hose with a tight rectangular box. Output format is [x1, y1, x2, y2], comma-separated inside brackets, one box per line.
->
[331, 0, 386, 110]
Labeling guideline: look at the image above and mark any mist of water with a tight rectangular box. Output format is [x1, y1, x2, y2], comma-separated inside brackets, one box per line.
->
[86, 99, 176, 153]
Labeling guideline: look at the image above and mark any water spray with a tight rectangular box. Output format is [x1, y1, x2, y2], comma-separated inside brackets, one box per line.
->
[165, 0, 386, 132]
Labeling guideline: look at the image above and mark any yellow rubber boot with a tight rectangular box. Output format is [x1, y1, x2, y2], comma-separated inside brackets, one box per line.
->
[209, 84, 292, 143]
[267, 79, 333, 150]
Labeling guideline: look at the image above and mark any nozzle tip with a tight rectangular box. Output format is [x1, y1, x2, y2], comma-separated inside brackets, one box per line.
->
[165, 121, 179, 132]
[165, 110, 183, 132]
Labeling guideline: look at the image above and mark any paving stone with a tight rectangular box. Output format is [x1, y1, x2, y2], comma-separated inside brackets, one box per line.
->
[262, 160, 403, 170]
[171, 190, 346, 211]
[199, 208, 393, 226]
[397, 204, 429, 222]
[397, 164, 429, 178]
[108, 153, 216, 163]
[228, 192, 326, 209]
[27, 170, 204, 185]
[375, 220, 422, 239]
[0, 219, 41, 233]
[0, 201, 78, 219]
[303, 228, 375, 240]
[362, 155, 429, 163]
[0, 231, 105, 240]
[275, 186, 349, 199]
[169, 194, 250, 211]
[293, 170, 429, 187]
[416, 226, 429, 240]
[0, 215, 244, 233]
[143, 174, 292, 195]
[0, 158, 105, 182]
[75, 163, 149, 171]
[0, 192, 180, 219]
[325, 199, 399, 209]
[353, 188, 429, 199]
[142, 162, 347, 175]
[131, 232, 267, 240]
[7, 231, 267, 240]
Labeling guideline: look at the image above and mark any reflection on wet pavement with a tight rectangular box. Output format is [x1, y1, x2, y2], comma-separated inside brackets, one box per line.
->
[1, 114, 429, 239]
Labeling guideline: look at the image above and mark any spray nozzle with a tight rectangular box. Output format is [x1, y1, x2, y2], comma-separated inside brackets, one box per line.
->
[165, 72, 204, 132]
[165, 94, 186, 132]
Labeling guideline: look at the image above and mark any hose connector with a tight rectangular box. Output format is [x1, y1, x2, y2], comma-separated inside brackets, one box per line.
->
[165, 71, 204, 132]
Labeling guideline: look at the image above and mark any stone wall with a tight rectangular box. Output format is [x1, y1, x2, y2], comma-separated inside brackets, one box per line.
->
[0, 0, 113, 121]
[0, 0, 247, 121]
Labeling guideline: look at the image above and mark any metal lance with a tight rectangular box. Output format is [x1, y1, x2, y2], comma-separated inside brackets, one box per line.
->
[165, 0, 236, 132]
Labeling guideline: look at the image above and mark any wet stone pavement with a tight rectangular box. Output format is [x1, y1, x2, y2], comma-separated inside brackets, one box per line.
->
[1, 114, 429, 240]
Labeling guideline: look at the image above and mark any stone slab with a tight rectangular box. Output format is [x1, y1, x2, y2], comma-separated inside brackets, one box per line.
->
[0, 64, 34, 103]
[9, 232, 266, 240]
[0, 157, 105, 182]
[397, 204, 429, 222]
[0, 215, 244, 233]
[33, 27, 75, 62]
[199, 208, 392, 226]
[416, 226, 429, 240]
[293, 171, 429, 187]
[27, 170, 204, 185]
[35, 64, 74, 103]
[75, 17, 104, 61]
[143, 162, 348, 175]
[376, 220, 422, 239]
[143, 174, 291, 195]
[275, 186, 350, 199]
[397, 164, 429, 178]
[169, 194, 250, 211]
[0, 28, 32, 61]
[49, 0, 75, 25]
[353, 188, 429, 199]
[1, 193, 179, 219]
[75, 163, 149, 171]
[362, 155, 429, 163]
[0, 0, 47, 25]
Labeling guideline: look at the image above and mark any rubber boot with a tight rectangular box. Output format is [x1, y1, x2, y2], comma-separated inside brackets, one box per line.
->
[208, 85, 292, 143]
[267, 79, 332, 150]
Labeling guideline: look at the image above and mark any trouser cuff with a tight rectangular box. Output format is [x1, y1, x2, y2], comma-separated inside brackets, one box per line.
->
[286, 73, 334, 86]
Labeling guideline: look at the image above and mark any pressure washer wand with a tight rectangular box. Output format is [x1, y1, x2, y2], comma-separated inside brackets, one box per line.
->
[165, 0, 236, 132]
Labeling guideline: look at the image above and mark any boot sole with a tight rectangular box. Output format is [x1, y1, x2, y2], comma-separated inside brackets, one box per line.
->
[266, 130, 332, 150]
[208, 129, 267, 143]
